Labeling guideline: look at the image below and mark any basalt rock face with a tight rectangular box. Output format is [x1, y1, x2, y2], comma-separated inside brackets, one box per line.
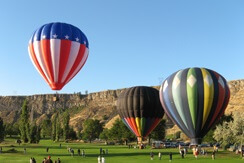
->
[0, 80, 243, 132]
[0, 94, 87, 124]
[0, 89, 125, 131]
[226, 80, 244, 115]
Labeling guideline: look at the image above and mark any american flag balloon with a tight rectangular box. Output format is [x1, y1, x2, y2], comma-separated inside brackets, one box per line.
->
[28, 22, 89, 90]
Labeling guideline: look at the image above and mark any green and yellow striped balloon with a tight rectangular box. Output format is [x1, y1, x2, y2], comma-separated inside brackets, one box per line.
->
[159, 67, 230, 145]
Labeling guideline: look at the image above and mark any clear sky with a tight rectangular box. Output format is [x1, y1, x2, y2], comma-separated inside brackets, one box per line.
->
[0, 0, 243, 96]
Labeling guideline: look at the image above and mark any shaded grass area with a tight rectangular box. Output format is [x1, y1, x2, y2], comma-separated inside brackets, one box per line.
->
[0, 138, 243, 163]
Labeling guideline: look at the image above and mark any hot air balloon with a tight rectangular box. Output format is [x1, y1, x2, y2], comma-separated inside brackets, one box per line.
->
[28, 22, 89, 90]
[159, 67, 230, 145]
[117, 86, 164, 147]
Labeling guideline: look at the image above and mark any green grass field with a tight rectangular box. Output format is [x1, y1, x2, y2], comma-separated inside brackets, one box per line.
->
[0, 138, 243, 163]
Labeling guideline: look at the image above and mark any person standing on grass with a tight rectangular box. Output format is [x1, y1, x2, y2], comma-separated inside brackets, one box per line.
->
[82, 149, 85, 157]
[213, 145, 216, 152]
[46, 147, 49, 153]
[169, 152, 172, 162]
[98, 155, 101, 163]
[71, 149, 74, 157]
[57, 158, 61, 163]
[46, 156, 53, 163]
[212, 151, 216, 160]
[184, 147, 187, 156]
[242, 148, 244, 159]
[24, 148, 26, 154]
[17, 139, 21, 146]
[158, 152, 162, 160]
[181, 149, 184, 158]
[195, 150, 199, 159]
[102, 156, 105, 163]
[150, 151, 154, 160]
[78, 148, 81, 156]
[100, 148, 103, 155]
[42, 157, 47, 163]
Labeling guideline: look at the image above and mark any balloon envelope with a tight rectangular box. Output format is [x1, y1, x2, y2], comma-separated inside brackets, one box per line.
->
[159, 68, 230, 145]
[117, 86, 164, 141]
[28, 22, 89, 90]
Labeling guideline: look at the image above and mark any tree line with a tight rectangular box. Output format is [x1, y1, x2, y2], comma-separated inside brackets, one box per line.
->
[0, 99, 242, 149]
[0, 99, 76, 143]
[0, 99, 166, 144]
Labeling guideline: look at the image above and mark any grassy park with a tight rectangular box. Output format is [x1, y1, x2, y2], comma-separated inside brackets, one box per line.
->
[0, 138, 243, 163]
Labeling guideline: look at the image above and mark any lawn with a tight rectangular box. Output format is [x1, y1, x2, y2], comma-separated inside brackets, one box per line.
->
[0, 138, 243, 163]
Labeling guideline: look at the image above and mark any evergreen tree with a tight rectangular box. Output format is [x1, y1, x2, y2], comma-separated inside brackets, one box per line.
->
[26, 122, 30, 143]
[28, 122, 41, 144]
[55, 114, 61, 141]
[36, 125, 41, 143]
[67, 127, 77, 140]
[51, 114, 57, 141]
[0, 117, 5, 142]
[63, 111, 70, 140]
[19, 100, 29, 143]
[41, 118, 51, 138]
[29, 123, 37, 143]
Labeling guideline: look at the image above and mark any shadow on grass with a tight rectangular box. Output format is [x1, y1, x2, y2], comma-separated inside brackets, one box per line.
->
[2, 148, 22, 154]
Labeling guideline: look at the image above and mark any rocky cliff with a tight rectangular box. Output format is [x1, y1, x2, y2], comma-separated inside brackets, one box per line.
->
[0, 80, 243, 132]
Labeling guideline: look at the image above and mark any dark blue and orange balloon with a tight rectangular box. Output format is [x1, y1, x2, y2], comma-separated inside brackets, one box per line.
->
[28, 22, 89, 90]
[159, 67, 230, 145]
[117, 86, 164, 143]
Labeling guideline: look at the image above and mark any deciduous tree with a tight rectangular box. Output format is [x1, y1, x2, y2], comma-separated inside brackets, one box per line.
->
[149, 119, 166, 140]
[214, 113, 244, 149]
[108, 119, 135, 144]
[82, 119, 103, 143]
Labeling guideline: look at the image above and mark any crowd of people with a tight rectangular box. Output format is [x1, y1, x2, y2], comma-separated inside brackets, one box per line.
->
[147, 144, 227, 161]
[1, 141, 243, 162]
[30, 156, 60, 163]
[22, 145, 111, 163]
[149, 151, 173, 161]
[41, 156, 60, 163]
[33, 143, 241, 162]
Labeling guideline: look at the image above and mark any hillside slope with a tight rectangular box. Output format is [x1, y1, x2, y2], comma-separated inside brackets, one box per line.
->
[0, 80, 243, 132]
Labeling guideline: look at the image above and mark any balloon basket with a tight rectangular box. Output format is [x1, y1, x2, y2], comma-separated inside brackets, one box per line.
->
[137, 137, 146, 149]
[190, 138, 202, 147]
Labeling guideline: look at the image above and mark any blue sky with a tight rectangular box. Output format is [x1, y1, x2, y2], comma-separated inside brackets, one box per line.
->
[0, 0, 243, 96]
